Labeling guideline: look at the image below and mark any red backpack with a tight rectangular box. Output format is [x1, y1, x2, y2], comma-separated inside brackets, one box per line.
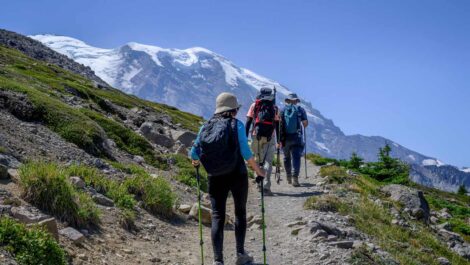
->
[253, 99, 276, 140]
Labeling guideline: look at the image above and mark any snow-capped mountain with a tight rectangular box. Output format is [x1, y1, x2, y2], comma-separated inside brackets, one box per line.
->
[31, 34, 469, 191]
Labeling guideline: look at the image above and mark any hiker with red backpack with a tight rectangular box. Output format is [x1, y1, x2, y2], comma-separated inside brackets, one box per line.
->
[280, 93, 308, 187]
[190, 92, 266, 265]
[245, 88, 280, 196]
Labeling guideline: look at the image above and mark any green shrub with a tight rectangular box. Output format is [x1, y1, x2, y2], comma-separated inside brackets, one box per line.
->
[304, 195, 343, 212]
[0, 217, 67, 265]
[125, 173, 176, 217]
[458, 185, 468, 196]
[349, 152, 364, 169]
[170, 154, 208, 192]
[0, 146, 6, 153]
[307, 154, 339, 166]
[359, 145, 410, 184]
[19, 162, 100, 228]
[320, 165, 349, 183]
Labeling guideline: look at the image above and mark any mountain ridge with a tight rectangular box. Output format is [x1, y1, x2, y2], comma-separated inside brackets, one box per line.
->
[29, 33, 470, 191]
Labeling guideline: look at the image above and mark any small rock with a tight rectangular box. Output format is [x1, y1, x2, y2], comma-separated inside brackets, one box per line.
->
[291, 227, 303, 236]
[122, 249, 134, 254]
[286, 220, 307, 227]
[178, 204, 192, 214]
[6, 169, 19, 183]
[133, 156, 145, 164]
[327, 235, 338, 241]
[437, 222, 452, 231]
[437, 257, 450, 265]
[92, 194, 114, 207]
[313, 229, 328, 238]
[36, 217, 59, 240]
[189, 203, 212, 225]
[69, 176, 86, 189]
[60, 227, 85, 244]
[328, 241, 354, 249]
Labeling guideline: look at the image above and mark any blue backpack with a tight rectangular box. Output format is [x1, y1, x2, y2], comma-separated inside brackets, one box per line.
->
[283, 104, 301, 134]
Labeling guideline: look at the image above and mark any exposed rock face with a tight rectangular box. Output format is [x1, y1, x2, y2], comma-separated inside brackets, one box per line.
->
[380, 184, 430, 223]
[410, 164, 470, 192]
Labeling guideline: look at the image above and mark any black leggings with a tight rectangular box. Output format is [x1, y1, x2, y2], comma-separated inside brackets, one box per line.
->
[208, 171, 248, 262]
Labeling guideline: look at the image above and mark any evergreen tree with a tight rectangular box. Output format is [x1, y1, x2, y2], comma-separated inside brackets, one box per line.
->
[458, 185, 468, 195]
[349, 152, 363, 169]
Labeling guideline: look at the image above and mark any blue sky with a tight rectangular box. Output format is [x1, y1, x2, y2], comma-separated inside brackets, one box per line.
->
[1, 0, 469, 167]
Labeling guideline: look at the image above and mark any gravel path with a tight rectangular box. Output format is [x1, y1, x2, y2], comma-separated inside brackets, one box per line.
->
[189, 158, 352, 265]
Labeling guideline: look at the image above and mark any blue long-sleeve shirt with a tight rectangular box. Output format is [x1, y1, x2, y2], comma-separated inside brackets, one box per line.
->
[190, 119, 253, 161]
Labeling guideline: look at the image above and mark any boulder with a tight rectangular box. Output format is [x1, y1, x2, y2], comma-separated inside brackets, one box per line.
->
[0, 154, 21, 169]
[92, 194, 114, 207]
[380, 184, 430, 223]
[11, 206, 49, 224]
[139, 122, 174, 148]
[171, 130, 197, 147]
[59, 227, 85, 244]
[69, 176, 86, 189]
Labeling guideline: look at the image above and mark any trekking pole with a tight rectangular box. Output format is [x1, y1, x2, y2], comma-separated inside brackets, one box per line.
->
[195, 165, 205, 265]
[256, 176, 268, 265]
[304, 126, 308, 179]
[275, 146, 281, 184]
[256, 139, 268, 265]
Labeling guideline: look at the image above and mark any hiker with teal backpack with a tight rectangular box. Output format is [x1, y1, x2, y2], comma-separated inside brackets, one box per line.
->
[245, 87, 281, 196]
[190, 92, 266, 265]
[280, 93, 309, 186]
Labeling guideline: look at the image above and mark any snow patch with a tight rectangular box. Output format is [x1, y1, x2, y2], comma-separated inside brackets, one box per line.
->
[461, 168, 470, 173]
[422, 159, 445, 167]
[407, 154, 416, 161]
[120, 65, 142, 91]
[315, 141, 330, 152]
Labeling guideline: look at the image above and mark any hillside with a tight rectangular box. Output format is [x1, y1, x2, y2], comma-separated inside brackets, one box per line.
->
[1, 29, 470, 265]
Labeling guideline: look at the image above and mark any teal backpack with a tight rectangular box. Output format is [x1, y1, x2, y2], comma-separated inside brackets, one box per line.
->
[283, 104, 301, 134]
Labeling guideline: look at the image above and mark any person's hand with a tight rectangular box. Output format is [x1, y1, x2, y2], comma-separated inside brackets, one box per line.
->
[276, 143, 281, 149]
[192, 160, 200, 167]
[255, 175, 264, 184]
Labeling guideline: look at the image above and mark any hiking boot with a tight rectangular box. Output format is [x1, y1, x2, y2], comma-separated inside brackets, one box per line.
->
[236, 251, 254, 265]
[292, 177, 300, 187]
[263, 189, 274, 196]
[286, 176, 292, 184]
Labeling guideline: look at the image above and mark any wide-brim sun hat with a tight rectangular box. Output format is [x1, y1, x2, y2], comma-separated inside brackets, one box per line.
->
[285, 93, 300, 102]
[214, 92, 242, 114]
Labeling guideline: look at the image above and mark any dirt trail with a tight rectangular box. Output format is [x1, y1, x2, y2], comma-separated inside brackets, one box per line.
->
[183, 159, 343, 265]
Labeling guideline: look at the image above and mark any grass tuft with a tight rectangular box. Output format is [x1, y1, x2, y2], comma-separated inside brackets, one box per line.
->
[169, 154, 208, 192]
[19, 161, 100, 228]
[319, 165, 349, 184]
[304, 195, 342, 212]
[124, 173, 176, 218]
